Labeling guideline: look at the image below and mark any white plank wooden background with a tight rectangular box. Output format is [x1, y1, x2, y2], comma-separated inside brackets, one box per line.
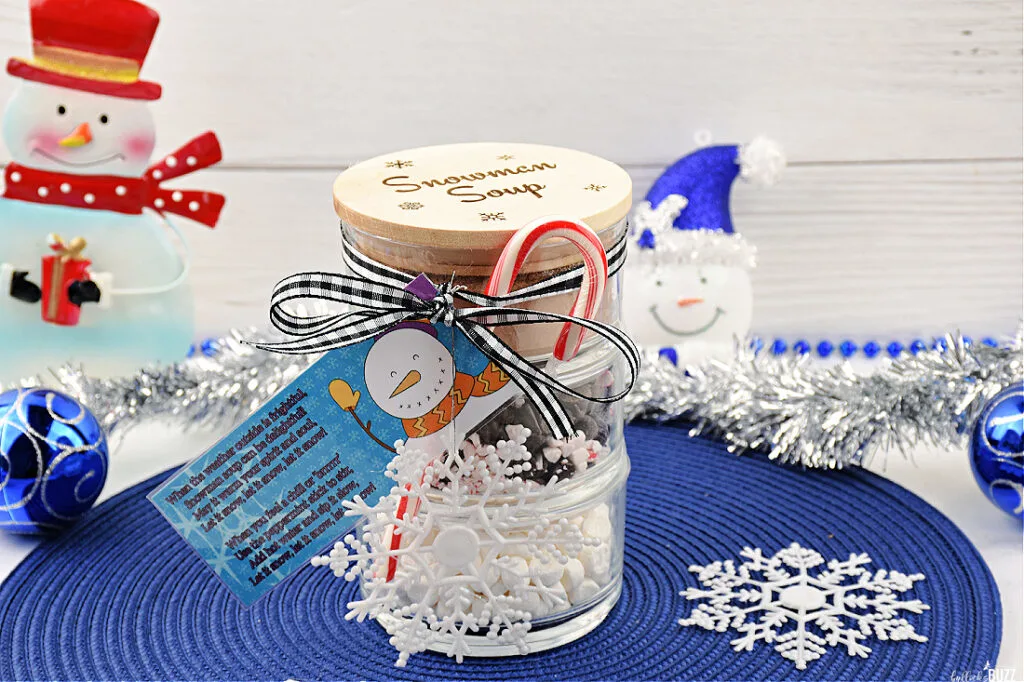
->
[1, 0, 1021, 340]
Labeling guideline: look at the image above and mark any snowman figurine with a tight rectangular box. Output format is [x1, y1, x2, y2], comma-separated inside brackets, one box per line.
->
[623, 137, 784, 367]
[0, 0, 224, 383]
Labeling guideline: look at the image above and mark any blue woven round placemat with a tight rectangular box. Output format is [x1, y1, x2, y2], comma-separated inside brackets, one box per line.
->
[0, 423, 1001, 681]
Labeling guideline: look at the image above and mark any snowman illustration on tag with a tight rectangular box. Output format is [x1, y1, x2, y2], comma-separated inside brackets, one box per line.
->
[328, 277, 519, 457]
[623, 137, 784, 366]
[0, 0, 225, 382]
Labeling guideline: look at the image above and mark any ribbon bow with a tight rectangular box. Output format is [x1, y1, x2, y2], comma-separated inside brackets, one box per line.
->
[254, 232, 640, 440]
[424, 280, 459, 326]
[48, 233, 88, 260]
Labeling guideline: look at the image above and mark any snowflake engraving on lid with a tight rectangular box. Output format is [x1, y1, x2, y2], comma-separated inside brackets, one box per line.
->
[312, 425, 601, 667]
[679, 543, 929, 670]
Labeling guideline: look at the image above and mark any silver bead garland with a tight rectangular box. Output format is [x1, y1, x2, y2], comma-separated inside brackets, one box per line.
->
[5, 327, 1020, 469]
[625, 328, 1023, 468]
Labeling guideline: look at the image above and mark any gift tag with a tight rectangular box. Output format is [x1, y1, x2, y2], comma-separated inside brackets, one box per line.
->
[150, 294, 519, 605]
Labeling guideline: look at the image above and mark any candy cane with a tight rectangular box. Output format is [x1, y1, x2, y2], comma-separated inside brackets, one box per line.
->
[486, 216, 609, 362]
[385, 479, 421, 581]
[385, 217, 609, 582]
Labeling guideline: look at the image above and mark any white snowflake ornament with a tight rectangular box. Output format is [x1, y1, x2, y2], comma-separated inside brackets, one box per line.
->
[679, 542, 929, 670]
[313, 425, 605, 667]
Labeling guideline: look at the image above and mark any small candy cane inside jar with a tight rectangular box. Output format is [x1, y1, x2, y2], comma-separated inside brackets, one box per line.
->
[331, 143, 633, 657]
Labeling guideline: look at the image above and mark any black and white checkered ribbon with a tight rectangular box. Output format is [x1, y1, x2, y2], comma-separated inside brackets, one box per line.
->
[254, 229, 639, 440]
[340, 226, 629, 307]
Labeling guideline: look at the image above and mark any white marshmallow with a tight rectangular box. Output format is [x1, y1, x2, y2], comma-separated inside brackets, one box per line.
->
[582, 513, 612, 540]
[560, 558, 585, 591]
[572, 578, 601, 604]
[529, 557, 564, 587]
[520, 590, 549, 618]
[498, 555, 529, 587]
[580, 545, 612, 583]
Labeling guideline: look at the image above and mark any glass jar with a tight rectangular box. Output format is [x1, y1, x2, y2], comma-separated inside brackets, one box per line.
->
[374, 443, 629, 656]
[333, 142, 632, 655]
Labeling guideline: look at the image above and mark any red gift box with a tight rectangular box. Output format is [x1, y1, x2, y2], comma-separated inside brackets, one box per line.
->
[41, 235, 91, 326]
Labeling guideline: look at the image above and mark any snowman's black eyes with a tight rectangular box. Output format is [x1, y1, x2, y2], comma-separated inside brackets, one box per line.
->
[700, 277, 708, 284]
[57, 105, 66, 115]
[655, 280, 663, 287]
[99, 114, 109, 124]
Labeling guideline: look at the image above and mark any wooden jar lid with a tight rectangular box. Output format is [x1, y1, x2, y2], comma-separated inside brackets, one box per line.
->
[333, 142, 632, 255]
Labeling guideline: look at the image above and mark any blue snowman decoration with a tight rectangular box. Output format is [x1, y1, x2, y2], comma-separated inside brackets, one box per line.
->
[623, 136, 785, 367]
[970, 382, 1024, 519]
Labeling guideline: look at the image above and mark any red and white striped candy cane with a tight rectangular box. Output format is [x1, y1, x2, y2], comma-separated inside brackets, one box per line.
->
[486, 216, 609, 362]
[385, 477, 422, 581]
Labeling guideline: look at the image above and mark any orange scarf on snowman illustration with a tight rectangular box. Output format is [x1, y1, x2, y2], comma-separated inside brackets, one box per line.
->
[402, 361, 511, 438]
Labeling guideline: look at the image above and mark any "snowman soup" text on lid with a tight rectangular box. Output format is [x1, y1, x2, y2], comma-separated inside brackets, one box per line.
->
[333, 142, 632, 359]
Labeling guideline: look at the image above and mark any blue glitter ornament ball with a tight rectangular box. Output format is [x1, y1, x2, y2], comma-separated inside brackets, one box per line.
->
[969, 382, 1024, 519]
[0, 388, 108, 534]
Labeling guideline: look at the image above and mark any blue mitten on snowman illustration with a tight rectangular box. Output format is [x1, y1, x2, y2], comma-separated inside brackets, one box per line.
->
[0, 0, 225, 383]
[329, 315, 519, 460]
[623, 137, 784, 367]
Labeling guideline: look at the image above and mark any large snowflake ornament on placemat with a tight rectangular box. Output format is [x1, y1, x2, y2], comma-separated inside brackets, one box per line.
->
[679, 543, 930, 670]
[313, 425, 600, 667]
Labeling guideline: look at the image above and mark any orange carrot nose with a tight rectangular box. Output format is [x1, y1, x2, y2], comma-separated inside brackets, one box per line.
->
[58, 122, 93, 148]
[677, 297, 704, 308]
[390, 370, 422, 398]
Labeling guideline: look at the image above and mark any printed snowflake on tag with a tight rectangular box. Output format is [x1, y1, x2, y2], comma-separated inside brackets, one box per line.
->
[313, 425, 604, 667]
[679, 543, 929, 670]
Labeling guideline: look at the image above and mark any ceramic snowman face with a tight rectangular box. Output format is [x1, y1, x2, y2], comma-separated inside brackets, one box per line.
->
[624, 263, 753, 348]
[2, 81, 155, 176]
[365, 327, 455, 419]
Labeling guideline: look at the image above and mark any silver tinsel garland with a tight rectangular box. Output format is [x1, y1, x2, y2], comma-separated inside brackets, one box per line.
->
[6, 328, 1021, 468]
[12, 331, 316, 442]
[625, 329, 1023, 468]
